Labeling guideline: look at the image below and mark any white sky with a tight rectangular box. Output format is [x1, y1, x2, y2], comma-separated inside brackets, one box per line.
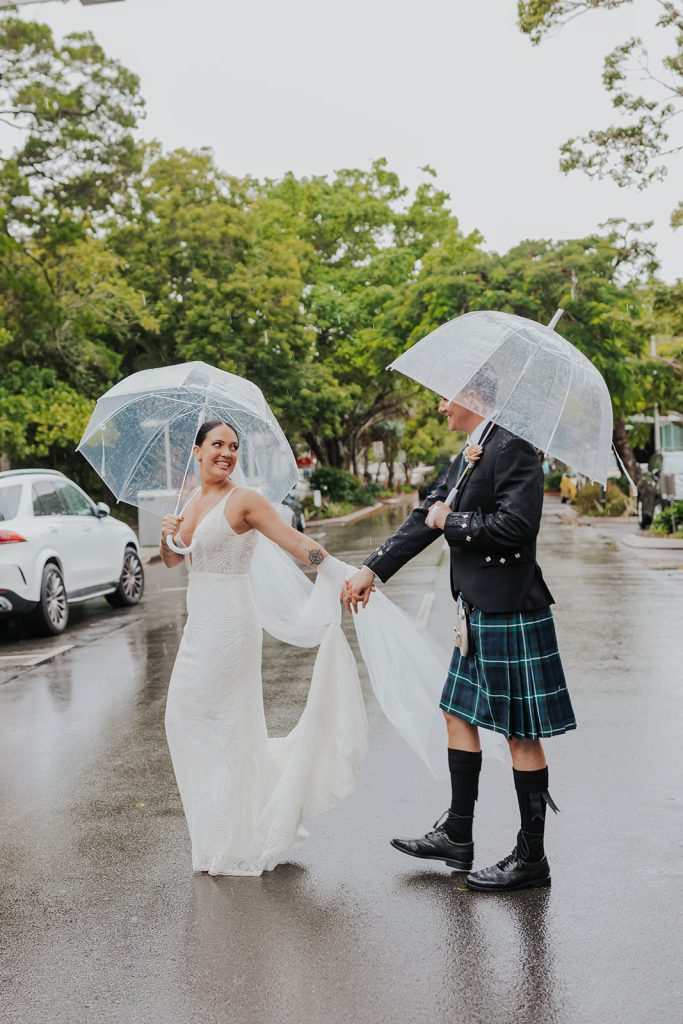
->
[10, 0, 682, 281]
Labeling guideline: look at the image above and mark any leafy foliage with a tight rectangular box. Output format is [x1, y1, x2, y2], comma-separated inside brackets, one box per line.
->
[651, 498, 683, 534]
[517, 1, 683, 225]
[0, 9, 680, 497]
[309, 467, 361, 502]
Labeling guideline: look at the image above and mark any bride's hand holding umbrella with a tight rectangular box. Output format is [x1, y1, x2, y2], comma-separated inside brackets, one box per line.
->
[160, 514, 185, 565]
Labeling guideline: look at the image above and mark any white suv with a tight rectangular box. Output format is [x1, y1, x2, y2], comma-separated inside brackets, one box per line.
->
[0, 470, 144, 636]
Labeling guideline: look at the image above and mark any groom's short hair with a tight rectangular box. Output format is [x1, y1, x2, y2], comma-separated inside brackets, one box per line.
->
[459, 364, 498, 414]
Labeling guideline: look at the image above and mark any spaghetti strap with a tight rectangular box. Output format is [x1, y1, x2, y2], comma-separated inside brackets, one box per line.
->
[225, 486, 241, 505]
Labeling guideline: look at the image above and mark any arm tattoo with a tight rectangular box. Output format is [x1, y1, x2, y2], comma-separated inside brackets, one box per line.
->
[307, 548, 325, 566]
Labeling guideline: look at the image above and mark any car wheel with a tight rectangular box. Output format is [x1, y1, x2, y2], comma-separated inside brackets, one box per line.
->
[105, 547, 145, 608]
[297, 512, 306, 533]
[560, 496, 568, 504]
[637, 498, 652, 529]
[28, 563, 69, 636]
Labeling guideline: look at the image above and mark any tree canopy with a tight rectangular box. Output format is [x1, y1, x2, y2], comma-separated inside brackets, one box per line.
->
[517, 1, 683, 227]
[0, 9, 681, 495]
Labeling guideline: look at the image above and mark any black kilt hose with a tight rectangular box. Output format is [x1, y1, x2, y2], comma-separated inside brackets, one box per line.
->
[364, 426, 576, 741]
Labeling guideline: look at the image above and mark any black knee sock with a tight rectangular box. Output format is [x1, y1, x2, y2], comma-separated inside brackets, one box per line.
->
[444, 748, 482, 844]
[513, 766, 558, 863]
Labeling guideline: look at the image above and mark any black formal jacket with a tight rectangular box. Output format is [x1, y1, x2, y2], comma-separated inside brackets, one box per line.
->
[364, 426, 554, 613]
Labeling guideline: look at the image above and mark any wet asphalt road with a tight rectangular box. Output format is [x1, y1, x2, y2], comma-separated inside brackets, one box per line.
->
[1, 499, 682, 1024]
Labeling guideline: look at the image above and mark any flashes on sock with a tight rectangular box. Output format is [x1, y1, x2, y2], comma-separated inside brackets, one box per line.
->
[513, 766, 559, 863]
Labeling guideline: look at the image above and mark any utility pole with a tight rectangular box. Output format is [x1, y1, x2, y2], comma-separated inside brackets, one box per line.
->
[650, 335, 661, 454]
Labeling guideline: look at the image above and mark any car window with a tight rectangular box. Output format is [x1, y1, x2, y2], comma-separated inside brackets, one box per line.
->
[0, 484, 22, 522]
[32, 480, 67, 516]
[57, 482, 94, 516]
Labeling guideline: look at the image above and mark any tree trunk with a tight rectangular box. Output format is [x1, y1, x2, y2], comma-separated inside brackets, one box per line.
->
[362, 445, 370, 483]
[304, 432, 326, 467]
[386, 439, 396, 490]
[612, 417, 640, 484]
[324, 437, 345, 469]
[349, 433, 359, 477]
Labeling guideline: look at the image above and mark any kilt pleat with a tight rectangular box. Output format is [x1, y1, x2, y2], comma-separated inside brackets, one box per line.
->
[439, 607, 576, 740]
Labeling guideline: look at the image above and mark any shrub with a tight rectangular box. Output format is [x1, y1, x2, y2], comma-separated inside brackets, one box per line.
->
[309, 467, 360, 502]
[312, 500, 356, 519]
[354, 483, 382, 506]
[573, 483, 604, 516]
[301, 494, 319, 517]
[544, 470, 563, 492]
[575, 481, 631, 517]
[651, 499, 683, 536]
[604, 481, 629, 516]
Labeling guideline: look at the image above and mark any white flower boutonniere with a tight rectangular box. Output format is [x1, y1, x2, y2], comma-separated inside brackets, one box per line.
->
[463, 443, 483, 466]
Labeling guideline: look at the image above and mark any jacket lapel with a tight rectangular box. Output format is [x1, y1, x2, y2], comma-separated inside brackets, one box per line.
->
[451, 424, 498, 511]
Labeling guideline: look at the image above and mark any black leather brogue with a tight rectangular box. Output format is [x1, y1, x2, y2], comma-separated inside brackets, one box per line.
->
[390, 813, 474, 871]
[465, 841, 551, 892]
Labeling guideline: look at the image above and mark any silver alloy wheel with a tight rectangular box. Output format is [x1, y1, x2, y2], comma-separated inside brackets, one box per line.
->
[45, 568, 68, 629]
[121, 550, 143, 600]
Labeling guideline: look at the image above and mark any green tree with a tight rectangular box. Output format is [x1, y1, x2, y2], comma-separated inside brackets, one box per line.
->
[393, 220, 656, 479]
[517, 1, 683, 226]
[0, 13, 145, 243]
[263, 161, 461, 469]
[0, 12, 151, 475]
[108, 146, 319, 442]
[0, 361, 92, 467]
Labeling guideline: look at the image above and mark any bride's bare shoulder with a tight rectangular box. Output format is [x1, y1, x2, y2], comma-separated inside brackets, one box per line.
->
[224, 486, 269, 531]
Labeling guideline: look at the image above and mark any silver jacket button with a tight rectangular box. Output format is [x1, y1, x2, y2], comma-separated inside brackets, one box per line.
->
[499, 557, 506, 564]
[485, 556, 492, 563]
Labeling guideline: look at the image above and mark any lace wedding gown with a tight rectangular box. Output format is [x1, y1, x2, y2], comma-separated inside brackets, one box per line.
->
[165, 490, 368, 876]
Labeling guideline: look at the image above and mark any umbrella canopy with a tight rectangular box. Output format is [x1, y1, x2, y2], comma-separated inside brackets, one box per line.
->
[77, 361, 298, 517]
[389, 310, 613, 484]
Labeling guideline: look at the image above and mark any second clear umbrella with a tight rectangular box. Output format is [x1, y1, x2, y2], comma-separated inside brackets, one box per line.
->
[388, 310, 614, 484]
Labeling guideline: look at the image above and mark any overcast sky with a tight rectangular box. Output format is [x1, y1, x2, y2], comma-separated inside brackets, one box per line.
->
[13, 0, 682, 281]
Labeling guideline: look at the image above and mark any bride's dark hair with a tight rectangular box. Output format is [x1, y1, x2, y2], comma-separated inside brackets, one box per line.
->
[195, 420, 239, 447]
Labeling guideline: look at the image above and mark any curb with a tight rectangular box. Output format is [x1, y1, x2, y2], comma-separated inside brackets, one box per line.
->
[620, 533, 683, 550]
[307, 503, 385, 527]
[308, 494, 418, 527]
[141, 548, 162, 566]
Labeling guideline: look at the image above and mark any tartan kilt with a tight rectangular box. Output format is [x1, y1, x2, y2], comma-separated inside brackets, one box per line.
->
[440, 607, 576, 740]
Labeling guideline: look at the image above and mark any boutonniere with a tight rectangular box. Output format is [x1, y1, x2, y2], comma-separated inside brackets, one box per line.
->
[463, 443, 483, 466]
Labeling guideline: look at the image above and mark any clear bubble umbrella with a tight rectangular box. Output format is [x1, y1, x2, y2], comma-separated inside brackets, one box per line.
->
[389, 310, 614, 484]
[77, 361, 298, 519]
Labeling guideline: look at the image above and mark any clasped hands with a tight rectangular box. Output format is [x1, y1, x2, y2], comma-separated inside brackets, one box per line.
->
[340, 496, 453, 612]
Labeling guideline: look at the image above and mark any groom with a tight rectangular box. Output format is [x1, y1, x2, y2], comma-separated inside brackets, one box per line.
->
[343, 367, 576, 891]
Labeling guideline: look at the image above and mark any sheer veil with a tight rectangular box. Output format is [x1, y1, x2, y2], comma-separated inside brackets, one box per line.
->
[249, 534, 504, 780]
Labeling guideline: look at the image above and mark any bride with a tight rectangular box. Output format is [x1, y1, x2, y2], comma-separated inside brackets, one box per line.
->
[160, 418, 367, 877]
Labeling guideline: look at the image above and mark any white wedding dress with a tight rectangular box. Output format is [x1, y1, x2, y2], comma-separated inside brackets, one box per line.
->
[164, 490, 368, 876]
[165, 488, 504, 877]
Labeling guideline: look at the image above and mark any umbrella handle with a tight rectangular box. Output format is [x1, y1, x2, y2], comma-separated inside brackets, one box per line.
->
[166, 534, 195, 555]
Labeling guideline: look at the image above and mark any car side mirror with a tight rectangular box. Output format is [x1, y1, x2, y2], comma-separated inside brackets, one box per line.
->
[96, 501, 110, 518]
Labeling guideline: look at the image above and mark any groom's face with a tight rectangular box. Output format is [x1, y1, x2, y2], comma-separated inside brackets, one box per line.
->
[438, 397, 471, 432]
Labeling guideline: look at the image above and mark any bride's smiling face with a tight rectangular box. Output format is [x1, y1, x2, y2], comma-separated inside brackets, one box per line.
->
[194, 423, 240, 482]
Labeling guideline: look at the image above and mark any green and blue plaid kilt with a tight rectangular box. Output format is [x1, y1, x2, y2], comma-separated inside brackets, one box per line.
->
[440, 607, 576, 740]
